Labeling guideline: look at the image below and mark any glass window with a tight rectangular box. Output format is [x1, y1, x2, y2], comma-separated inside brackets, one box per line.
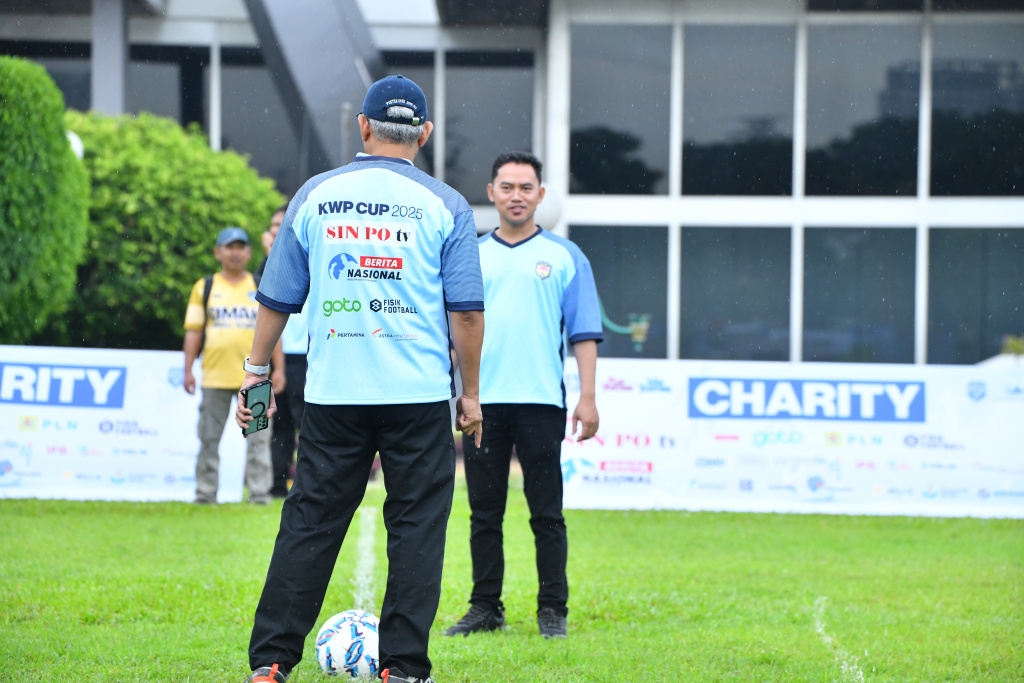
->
[679, 228, 791, 360]
[209, 65, 303, 196]
[803, 228, 916, 363]
[384, 52, 435, 175]
[928, 229, 1024, 364]
[35, 57, 90, 111]
[569, 226, 668, 359]
[128, 61, 179, 120]
[570, 25, 671, 195]
[931, 24, 1024, 196]
[808, 0, 923, 9]
[683, 25, 795, 196]
[806, 25, 921, 196]
[445, 52, 533, 205]
[935, 1, 1024, 10]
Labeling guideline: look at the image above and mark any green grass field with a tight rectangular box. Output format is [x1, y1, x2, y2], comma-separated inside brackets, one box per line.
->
[2, 475, 1022, 682]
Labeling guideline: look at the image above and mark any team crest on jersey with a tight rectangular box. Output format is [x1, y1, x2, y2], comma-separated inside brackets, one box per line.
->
[535, 262, 552, 279]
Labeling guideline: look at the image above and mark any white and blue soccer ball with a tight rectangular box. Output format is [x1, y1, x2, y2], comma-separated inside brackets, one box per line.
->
[315, 609, 380, 678]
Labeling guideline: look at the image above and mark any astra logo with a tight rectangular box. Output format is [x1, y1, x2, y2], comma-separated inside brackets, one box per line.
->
[324, 223, 415, 247]
[323, 299, 362, 316]
[688, 378, 925, 422]
[1, 363, 126, 408]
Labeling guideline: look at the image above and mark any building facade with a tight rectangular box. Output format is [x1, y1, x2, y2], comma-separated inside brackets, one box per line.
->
[2, 0, 1021, 365]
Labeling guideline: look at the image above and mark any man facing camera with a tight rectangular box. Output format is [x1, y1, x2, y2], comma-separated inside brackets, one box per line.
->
[446, 151, 602, 640]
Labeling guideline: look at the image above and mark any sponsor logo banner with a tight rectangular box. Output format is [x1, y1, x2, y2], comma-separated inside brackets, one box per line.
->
[0, 363, 126, 408]
[561, 358, 1022, 518]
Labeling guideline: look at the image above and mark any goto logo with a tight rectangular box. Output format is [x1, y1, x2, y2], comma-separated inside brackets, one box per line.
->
[322, 299, 362, 316]
[753, 431, 803, 447]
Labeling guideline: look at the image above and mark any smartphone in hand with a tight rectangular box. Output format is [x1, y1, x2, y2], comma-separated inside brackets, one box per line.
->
[240, 379, 273, 437]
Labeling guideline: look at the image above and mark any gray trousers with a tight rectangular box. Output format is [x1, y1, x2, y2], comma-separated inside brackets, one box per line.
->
[195, 387, 273, 503]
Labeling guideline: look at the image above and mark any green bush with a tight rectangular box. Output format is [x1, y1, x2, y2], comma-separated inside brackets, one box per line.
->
[0, 56, 89, 344]
[33, 111, 283, 350]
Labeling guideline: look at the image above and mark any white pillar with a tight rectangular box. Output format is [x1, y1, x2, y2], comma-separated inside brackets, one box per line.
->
[91, 0, 127, 114]
[915, 9, 934, 365]
[209, 22, 222, 151]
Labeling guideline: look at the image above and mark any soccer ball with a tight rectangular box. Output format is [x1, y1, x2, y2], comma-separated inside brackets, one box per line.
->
[315, 609, 380, 678]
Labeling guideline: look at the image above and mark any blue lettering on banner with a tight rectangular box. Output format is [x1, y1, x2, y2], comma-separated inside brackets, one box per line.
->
[687, 378, 925, 422]
[0, 363, 127, 409]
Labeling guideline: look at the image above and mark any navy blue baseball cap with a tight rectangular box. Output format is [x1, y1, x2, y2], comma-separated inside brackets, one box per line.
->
[216, 226, 250, 247]
[360, 75, 428, 126]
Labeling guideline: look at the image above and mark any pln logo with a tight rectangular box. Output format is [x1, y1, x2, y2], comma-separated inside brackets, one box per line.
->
[807, 476, 825, 492]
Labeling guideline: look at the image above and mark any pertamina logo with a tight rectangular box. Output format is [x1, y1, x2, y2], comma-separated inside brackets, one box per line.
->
[324, 223, 416, 248]
[329, 253, 404, 281]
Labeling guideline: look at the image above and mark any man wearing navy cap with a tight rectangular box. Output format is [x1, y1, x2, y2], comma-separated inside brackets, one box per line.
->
[182, 227, 284, 505]
[238, 76, 485, 683]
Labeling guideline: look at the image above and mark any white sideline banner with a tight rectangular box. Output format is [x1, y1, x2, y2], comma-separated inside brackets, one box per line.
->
[561, 358, 1024, 518]
[0, 345, 245, 503]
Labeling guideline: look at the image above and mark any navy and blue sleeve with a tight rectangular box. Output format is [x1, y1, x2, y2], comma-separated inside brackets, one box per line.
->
[441, 209, 484, 312]
[563, 248, 604, 345]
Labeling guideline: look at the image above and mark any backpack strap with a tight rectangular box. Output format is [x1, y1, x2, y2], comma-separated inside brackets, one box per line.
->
[199, 275, 214, 355]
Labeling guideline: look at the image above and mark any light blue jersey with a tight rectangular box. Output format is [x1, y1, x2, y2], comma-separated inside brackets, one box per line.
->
[478, 229, 603, 408]
[256, 155, 484, 405]
[279, 304, 309, 355]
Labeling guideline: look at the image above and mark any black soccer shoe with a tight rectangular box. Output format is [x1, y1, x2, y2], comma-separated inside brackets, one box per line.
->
[380, 668, 437, 683]
[245, 664, 288, 682]
[537, 607, 567, 639]
[443, 604, 506, 636]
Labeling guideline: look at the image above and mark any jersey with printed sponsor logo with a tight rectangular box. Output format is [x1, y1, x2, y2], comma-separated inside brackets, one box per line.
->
[256, 154, 483, 405]
[478, 229, 602, 408]
[184, 272, 259, 389]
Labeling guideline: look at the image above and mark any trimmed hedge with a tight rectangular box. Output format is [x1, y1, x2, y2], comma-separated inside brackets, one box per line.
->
[33, 111, 283, 350]
[0, 56, 90, 344]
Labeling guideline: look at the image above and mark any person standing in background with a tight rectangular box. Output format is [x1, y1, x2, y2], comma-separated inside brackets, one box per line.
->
[182, 226, 285, 505]
[445, 151, 602, 640]
[255, 206, 308, 498]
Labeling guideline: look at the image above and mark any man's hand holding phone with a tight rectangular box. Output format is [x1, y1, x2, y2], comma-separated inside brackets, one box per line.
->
[236, 372, 276, 436]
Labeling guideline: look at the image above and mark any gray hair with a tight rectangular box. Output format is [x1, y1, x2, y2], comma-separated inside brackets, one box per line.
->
[367, 105, 424, 146]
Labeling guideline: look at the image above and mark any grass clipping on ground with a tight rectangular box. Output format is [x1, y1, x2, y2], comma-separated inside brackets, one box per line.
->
[1, 476, 1022, 682]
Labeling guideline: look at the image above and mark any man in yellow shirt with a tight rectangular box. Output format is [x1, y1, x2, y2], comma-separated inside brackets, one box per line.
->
[183, 227, 284, 504]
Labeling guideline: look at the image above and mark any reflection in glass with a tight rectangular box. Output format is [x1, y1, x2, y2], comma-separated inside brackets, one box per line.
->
[36, 58, 90, 111]
[679, 228, 790, 360]
[128, 62, 179, 120]
[928, 229, 1024, 364]
[806, 25, 921, 195]
[931, 25, 1024, 196]
[683, 26, 795, 196]
[569, 226, 668, 359]
[384, 53, 435, 175]
[214, 66, 302, 195]
[445, 53, 533, 205]
[570, 25, 671, 195]
[935, 0, 1024, 9]
[803, 228, 916, 363]
[808, 0, 922, 9]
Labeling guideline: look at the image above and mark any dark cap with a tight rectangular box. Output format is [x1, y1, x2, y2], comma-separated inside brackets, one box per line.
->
[216, 227, 250, 247]
[360, 75, 428, 126]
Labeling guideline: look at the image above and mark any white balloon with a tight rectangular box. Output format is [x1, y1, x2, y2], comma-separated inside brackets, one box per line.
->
[66, 130, 84, 160]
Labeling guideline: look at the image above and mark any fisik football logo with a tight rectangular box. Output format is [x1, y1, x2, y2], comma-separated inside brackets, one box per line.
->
[329, 253, 404, 281]
[324, 223, 415, 248]
[369, 298, 418, 314]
